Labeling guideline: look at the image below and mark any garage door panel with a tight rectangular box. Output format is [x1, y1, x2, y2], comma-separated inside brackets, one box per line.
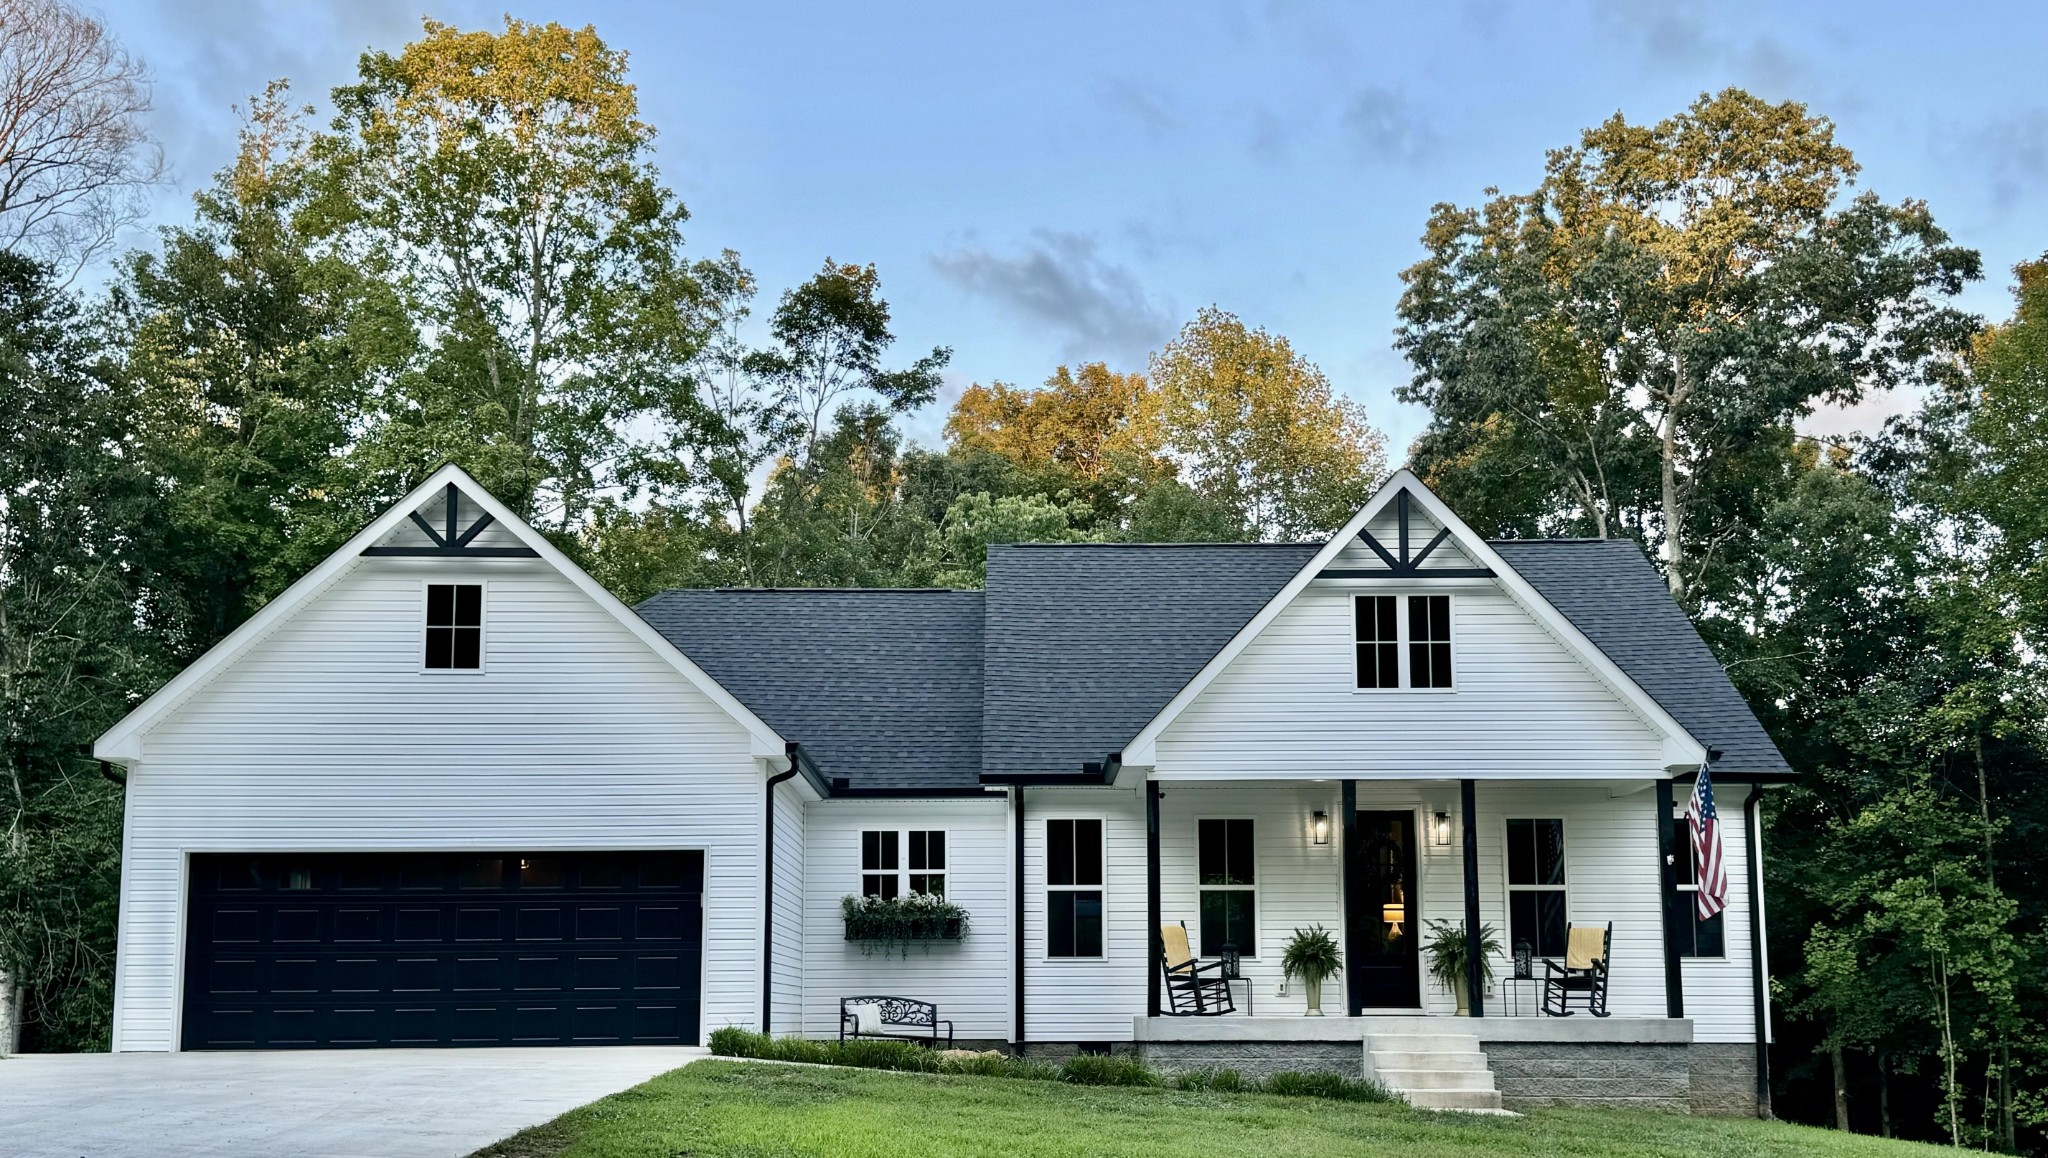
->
[183, 852, 703, 1050]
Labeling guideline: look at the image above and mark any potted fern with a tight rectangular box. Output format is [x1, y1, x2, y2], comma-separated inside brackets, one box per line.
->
[1281, 925, 1341, 1016]
[1423, 920, 1500, 1015]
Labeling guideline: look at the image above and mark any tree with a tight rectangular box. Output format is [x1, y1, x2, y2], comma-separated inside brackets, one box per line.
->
[1146, 307, 1385, 540]
[1397, 89, 1981, 598]
[933, 490, 1097, 586]
[310, 17, 704, 530]
[115, 83, 402, 656]
[946, 362, 1156, 481]
[747, 259, 950, 472]
[0, 253, 161, 1050]
[0, 0, 163, 276]
[1960, 255, 2048, 634]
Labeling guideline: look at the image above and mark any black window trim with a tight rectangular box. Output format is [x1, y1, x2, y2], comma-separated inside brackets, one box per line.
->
[1044, 817, 1105, 961]
[1196, 816, 1258, 959]
[859, 828, 948, 898]
[421, 580, 486, 674]
[1351, 592, 1456, 692]
[1668, 817, 1728, 960]
[1503, 815, 1568, 959]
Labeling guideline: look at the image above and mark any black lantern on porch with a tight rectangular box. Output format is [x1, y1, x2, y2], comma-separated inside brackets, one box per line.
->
[1513, 939, 1534, 980]
[1219, 942, 1241, 981]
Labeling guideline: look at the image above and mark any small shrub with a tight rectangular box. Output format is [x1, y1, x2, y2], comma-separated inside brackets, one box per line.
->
[1059, 1054, 1162, 1087]
[1174, 1068, 1247, 1092]
[835, 1038, 942, 1072]
[1261, 1071, 1394, 1103]
[708, 1026, 769, 1058]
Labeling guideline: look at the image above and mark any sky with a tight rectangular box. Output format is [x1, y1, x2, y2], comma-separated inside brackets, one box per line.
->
[94, 0, 2048, 455]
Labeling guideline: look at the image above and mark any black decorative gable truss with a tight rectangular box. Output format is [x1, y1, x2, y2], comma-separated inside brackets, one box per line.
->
[1318, 489, 1494, 580]
[361, 483, 541, 559]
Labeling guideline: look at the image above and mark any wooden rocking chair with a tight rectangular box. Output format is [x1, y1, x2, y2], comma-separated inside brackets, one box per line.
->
[1540, 922, 1612, 1017]
[1159, 922, 1235, 1016]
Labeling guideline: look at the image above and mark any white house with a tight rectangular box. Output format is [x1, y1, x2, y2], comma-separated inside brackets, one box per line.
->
[95, 464, 1789, 1115]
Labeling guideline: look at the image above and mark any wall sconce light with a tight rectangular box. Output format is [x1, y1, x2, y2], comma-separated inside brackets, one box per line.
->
[1310, 810, 1331, 845]
[1432, 810, 1452, 847]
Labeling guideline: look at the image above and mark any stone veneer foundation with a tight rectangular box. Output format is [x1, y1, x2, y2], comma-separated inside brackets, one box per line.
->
[1130, 1016, 1763, 1116]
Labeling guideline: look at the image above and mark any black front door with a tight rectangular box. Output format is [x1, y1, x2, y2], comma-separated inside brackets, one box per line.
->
[1346, 811, 1419, 1009]
[182, 851, 703, 1049]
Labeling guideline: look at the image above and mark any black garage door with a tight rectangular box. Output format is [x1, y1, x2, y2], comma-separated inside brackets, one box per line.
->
[182, 851, 703, 1050]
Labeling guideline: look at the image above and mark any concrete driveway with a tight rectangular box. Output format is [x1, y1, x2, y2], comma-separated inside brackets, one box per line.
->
[0, 1046, 705, 1158]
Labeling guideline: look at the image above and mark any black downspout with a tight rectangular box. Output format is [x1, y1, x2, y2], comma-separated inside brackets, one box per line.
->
[1146, 781, 1161, 1019]
[1746, 786, 1773, 1119]
[1460, 778, 1484, 1017]
[761, 763, 798, 1034]
[1341, 780, 1361, 1016]
[1656, 778, 1685, 1018]
[1012, 785, 1026, 1048]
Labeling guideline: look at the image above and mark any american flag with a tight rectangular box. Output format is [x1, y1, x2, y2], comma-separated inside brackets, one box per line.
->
[1687, 764, 1728, 921]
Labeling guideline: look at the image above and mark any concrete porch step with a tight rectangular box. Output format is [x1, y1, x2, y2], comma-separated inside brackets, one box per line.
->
[1405, 1087, 1507, 1111]
[1373, 1067, 1497, 1092]
[1369, 1050, 1489, 1072]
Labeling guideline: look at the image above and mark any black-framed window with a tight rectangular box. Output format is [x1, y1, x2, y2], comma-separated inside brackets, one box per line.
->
[1197, 818, 1256, 957]
[861, 830, 899, 898]
[1409, 595, 1453, 688]
[425, 583, 482, 669]
[1669, 819, 1726, 957]
[1355, 595, 1399, 688]
[1507, 818, 1567, 958]
[1047, 818, 1103, 958]
[909, 830, 946, 897]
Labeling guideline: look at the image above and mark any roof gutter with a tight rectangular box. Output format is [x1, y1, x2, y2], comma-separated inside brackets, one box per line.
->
[761, 755, 800, 1034]
[980, 751, 1121, 788]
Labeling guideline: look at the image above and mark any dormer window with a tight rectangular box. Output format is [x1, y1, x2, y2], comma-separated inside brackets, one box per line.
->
[1354, 594, 1452, 689]
[425, 583, 483, 670]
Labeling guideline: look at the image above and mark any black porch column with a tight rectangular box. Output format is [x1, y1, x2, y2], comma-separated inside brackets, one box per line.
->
[1461, 777, 1484, 1017]
[1341, 780, 1361, 1017]
[1655, 778, 1685, 1018]
[1146, 780, 1161, 1019]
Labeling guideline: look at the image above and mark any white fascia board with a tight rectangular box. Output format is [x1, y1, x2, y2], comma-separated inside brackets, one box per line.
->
[95, 464, 787, 764]
[1121, 468, 1707, 770]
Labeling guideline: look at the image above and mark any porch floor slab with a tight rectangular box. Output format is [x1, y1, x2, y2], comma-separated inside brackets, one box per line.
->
[1135, 1015, 1692, 1044]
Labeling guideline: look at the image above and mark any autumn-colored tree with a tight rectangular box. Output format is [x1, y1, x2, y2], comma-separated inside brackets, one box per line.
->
[946, 362, 1156, 480]
[311, 17, 703, 530]
[1146, 307, 1386, 540]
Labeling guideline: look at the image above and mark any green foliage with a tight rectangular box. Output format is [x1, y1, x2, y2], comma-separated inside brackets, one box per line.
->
[1262, 1071, 1397, 1103]
[1057, 1054, 1161, 1087]
[0, 253, 164, 1050]
[1280, 924, 1342, 986]
[839, 893, 971, 956]
[1423, 921, 1501, 994]
[1174, 1068, 1247, 1092]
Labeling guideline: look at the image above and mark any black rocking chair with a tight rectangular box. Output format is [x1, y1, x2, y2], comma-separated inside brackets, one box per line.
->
[1159, 922, 1235, 1016]
[1540, 922, 1612, 1017]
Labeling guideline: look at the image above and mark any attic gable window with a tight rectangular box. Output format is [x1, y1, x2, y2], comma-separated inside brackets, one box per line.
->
[424, 584, 482, 670]
[1353, 594, 1453, 689]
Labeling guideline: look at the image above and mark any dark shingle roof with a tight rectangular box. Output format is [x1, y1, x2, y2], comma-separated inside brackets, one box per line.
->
[981, 544, 1320, 777]
[635, 588, 984, 789]
[1489, 539, 1790, 774]
[632, 538, 1789, 789]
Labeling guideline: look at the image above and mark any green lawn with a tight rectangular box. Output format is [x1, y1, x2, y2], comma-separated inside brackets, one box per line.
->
[472, 1059, 1947, 1158]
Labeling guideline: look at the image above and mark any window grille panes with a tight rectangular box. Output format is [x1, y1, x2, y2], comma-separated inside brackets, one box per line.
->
[1506, 818, 1567, 957]
[862, 830, 900, 899]
[1669, 819, 1726, 957]
[908, 829, 946, 896]
[1408, 594, 1452, 688]
[1047, 819, 1105, 957]
[425, 583, 482, 669]
[1197, 818, 1256, 957]
[1354, 595, 1399, 688]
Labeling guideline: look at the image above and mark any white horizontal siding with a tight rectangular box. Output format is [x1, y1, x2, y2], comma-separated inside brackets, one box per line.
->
[1679, 785, 1759, 1043]
[770, 780, 806, 1036]
[1156, 582, 1665, 778]
[799, 798, 1011, 1042]
[113, 554, 768, 1052]
[1022, 786, 1147, 1042]
[1158, 783, 1346, 1015]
